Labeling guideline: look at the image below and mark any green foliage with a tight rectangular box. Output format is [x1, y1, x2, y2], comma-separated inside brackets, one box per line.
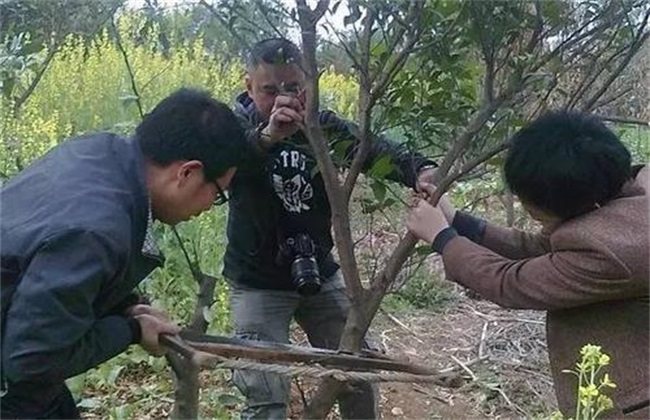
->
[618, 126, 650, 163]
[376, 1, 481, 154]
[550, 345, 617, 420]
[145, 209, 233, 333]
[0, 0, 122, 49]
[0, 32, 42, 100]
[383, 267, 457, 312]
[134, 0, 290, 61]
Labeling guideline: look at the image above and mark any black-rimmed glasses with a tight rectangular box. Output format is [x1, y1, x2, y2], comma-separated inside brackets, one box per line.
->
[213, 181, 229, 206]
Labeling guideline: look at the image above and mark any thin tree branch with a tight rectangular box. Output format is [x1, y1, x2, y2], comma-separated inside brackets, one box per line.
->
[565, 32, 628, 110]
[322, 27, 363, 75]
[370, 3, 424, 106]
[313, 0, 330, 22]
[13, 1, 122, 113]
[12, 45, 59, 114]
[592, 86, 634, 110]
[111, 18, 145, 119]
[253, 0, 288, 39]
[172, 227, 202, 281]
[582, 10, 650, 111]
[341, 7, 376, 202]
[199, 0, 251, 51]
[596, 114, 649, 126]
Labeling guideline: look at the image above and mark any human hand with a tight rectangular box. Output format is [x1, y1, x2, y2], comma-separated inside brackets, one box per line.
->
[407, 198, 450, 244]
[133, 314, 181, 356]
[262, 94, 305, 145]
[416, 167, 436, 192]
[125, 304, 169, 321]
[418, 183, 457, 223]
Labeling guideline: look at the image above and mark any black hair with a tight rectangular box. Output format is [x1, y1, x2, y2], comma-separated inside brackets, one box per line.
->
[504, 111, 632, 220]
[247, 38, 303, 70]
[136, 88, 245, 180]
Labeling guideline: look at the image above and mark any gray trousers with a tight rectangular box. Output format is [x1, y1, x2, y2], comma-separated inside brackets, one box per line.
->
[229, 271, 379, 420]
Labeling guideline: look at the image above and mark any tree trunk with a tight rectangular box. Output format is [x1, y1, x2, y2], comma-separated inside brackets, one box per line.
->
[168, 354, 201, 419]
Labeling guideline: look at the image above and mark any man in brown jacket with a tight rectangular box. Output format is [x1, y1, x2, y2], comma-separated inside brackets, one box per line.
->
[407, 112, 649, 418]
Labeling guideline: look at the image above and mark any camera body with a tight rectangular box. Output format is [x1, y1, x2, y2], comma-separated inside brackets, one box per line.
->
[283, 233, 322, 295]
[278, 81, 301, 98]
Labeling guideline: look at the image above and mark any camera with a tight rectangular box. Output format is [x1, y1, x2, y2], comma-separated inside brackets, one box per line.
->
[278, 81, 301, 98]
[284, 233, 322, 295]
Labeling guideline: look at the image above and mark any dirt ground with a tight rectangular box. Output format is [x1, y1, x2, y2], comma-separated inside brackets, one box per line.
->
[286, 291, 556, 420]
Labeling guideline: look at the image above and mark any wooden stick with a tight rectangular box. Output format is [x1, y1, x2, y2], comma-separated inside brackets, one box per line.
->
[412, 383, 450, 405]
[380, 308, 425, 344]
[160, 334, 214, 367]
[185, 339, 440, 376]
[449, 355, 478, 381]
[478, 321, 489, 359]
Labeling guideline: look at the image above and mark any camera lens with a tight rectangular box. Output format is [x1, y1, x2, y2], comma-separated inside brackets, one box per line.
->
[291, 256, 322, 296]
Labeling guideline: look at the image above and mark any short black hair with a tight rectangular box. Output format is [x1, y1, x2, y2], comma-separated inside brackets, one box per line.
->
[504, 111, 632, 220]
[247, 38, 303, 70]
[136, 88, 245, 180]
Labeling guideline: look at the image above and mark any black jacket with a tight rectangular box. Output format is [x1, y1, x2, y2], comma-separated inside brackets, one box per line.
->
[1, 134, 161, 392]
[223, 92, 433, 290]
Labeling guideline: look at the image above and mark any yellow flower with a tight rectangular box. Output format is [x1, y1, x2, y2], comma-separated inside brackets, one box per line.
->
[579, 384, 599, 399]
[600, 373, 617, 389]
[596, 394, 614, 410]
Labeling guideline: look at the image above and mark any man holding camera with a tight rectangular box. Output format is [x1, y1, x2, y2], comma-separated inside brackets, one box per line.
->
[224, 38, 436, 419]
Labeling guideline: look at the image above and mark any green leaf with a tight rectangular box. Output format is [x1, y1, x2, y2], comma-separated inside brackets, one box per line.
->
[78, 398, 101, 409]
[486, 156, 505, 167]
[106, 365, 125, 386]
[217, 393, 242, 407]
[361, 197, 396, 214]
[331, 138, 353, 163]
[414, 245, 434, 256]
[370, 181, 386, 202]
[368, 155, 394, 179]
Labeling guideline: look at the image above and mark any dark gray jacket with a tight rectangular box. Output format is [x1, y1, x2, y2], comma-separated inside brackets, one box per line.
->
[1, 133, 160, 392]
[223, 92, 433, 290]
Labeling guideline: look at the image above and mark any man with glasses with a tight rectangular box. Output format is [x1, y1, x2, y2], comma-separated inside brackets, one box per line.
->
[213, 180, 230, 206]
[1, 88, 245, 418]
[224, 38, 437, 419]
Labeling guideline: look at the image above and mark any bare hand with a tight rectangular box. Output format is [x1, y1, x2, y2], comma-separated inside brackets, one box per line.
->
[264, 95, 305, 144]
[134, 314, 181, 356]
[416, 168, 436, 192]
[125, 304, 169, 321]
[418, 183, 457, 223]
[407, 199, 450, 244]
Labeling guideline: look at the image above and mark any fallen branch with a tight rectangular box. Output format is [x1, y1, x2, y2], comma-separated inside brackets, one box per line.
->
[412, 383, 450, 405]
[465, 307, 544, 325]
[478, 322, 489, 359]
[449, 355, 478, 381]
[596, 115, 649, 126]
[379, 308, 425, 344]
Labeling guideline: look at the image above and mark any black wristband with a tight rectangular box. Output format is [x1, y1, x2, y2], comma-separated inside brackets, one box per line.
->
[127, 317, 142, 344]
[432, 227, 459, 253]
[452, 211, 486, 243]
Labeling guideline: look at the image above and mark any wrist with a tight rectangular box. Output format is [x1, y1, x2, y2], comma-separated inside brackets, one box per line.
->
[432, 227, 458, 253]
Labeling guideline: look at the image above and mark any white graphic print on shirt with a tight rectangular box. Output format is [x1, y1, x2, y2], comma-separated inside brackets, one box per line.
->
[271, 149, 314, 213]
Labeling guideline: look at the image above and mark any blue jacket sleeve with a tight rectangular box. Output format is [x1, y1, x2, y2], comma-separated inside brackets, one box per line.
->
[2, 229, 136, 383]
